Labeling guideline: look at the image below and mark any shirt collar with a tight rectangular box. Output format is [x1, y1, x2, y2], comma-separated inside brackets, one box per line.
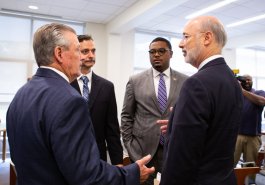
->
[198, 55, 223, 70]
[152, 67, 170, 78]
[78, 70, 92, 81]
[40, 66, 69, 82]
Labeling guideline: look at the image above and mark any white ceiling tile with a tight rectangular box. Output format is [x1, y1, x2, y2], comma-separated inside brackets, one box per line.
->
[0, 0, 265, 47]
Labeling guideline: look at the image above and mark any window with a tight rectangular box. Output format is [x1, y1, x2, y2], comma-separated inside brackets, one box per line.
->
[134, 32, 158, 73]
[236, 48, 265, 89]
[0, 14, 84, 123]
[170, 37, 197, 76]
[236, 48, 265, 131]
[0, 15, 31, 60]
[134, 32, 196, 75]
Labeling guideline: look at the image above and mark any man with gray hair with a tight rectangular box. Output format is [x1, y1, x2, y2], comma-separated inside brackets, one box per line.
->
[6, 23, 154, 185]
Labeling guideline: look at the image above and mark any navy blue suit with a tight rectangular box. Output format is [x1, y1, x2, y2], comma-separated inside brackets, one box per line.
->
[7, 68, 139, 185]
[71, 72, 123, 165]
[160, 58, 243, 185]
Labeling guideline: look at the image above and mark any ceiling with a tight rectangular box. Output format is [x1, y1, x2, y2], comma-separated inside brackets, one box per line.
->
[0, 0, 265, 49]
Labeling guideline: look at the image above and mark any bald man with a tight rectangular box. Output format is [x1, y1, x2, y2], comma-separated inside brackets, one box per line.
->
[160, 16, 243, 185]
[234, 74, 265, 166]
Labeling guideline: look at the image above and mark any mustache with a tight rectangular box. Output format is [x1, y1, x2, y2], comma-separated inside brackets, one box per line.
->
[82, 59, 95, 63]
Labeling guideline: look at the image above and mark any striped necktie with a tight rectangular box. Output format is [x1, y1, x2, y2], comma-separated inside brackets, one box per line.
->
[81, 76, 89, 102]
[158, 73, 167, 113]
[158, 73, 167, 145]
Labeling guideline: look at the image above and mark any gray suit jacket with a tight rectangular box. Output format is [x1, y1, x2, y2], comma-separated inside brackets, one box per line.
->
[121, 68, 188, 161]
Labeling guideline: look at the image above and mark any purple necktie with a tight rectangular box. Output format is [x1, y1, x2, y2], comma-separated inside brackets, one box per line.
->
[158, 73, 167, 113]
[158, 73, 167, 145]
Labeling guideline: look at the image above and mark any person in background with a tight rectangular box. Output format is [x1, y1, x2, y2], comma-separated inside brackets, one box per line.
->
[121, 37, 187, 185]
[160, 16, 243, 185]
[234, 74, 265, 167]
[6, 23, 154, 185]
[71, 35, 123, 165]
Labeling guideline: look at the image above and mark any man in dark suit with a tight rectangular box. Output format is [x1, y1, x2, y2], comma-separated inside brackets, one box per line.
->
[6, 23, 154, 185]
[121, 37, 188, 185]
[71, 35, 123, 165]
[160, 16, 243, 185]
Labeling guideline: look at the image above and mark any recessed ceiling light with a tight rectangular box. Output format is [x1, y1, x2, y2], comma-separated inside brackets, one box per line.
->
[185, 0, 239, 19]
[28, 5, 38, 10]
[227, 14, 265, 27]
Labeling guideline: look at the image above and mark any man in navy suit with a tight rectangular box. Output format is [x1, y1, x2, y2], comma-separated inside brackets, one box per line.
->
[160, 16, 243, 185]
[71, 35, 123, 165]
[6, 23, 154, 185]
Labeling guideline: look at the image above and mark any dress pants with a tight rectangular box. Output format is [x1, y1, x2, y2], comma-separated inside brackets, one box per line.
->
[143, 144, 163, 185]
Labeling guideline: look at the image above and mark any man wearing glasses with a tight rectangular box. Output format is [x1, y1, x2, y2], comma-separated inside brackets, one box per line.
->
[121, 37, 188, 185]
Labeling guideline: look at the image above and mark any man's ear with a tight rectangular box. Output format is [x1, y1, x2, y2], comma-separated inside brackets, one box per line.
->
[54, 46, 63, 64]
[203, 31, 212, 46]
[170, 50, 173, 58]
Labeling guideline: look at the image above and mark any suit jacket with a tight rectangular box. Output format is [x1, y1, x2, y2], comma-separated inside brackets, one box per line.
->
[71, 72, 123, 164]
[7, 68, 139, 185]
[121, 68, 188, 161]
[160, 58, 243, 185]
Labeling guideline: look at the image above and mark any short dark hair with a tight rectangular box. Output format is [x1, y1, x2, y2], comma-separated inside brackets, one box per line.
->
[150, 37, 172, 50]
[77, 34, 94, 42]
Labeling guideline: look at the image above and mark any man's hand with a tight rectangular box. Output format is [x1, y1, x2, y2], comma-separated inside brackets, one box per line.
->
[157, 106, 173, 134]
[135, 154, 155, 184]
[157, 120, 169, 134]
[116, 164, 124, 167]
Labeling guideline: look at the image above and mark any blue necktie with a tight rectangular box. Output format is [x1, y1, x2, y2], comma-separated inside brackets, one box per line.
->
[81, 76, 89, 102]
[158, 73, 167, 145]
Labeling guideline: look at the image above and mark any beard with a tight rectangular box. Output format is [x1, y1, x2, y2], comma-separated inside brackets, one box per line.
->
[185, 42, 201, 68]
[242, 82, 252, 91]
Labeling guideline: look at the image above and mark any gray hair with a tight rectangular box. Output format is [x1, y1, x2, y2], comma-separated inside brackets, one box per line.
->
[200, 17, 227, 48]
[33, 23, 76, 67]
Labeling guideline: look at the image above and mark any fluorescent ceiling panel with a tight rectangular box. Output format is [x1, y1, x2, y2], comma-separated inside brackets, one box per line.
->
[185, 0, 239, 19]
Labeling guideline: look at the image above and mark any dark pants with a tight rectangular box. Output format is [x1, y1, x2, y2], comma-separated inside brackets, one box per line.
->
[142, 144, 163, 185]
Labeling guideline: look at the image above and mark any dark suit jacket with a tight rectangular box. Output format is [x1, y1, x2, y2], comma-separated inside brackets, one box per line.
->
[7, 68, 139, 185]
[160, 58, 243, 185]
[71, 72, 123, 164]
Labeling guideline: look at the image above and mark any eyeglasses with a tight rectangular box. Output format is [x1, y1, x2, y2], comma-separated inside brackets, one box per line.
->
[80, 48, 96, 55]
[148, 48, 171, 56]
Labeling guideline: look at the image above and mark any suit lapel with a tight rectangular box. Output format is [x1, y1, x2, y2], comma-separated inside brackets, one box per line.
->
[89, 72, 101, 109]
[167, 69, 179, 110]
[147, 69, 162, 113]
[70, 73, 99, 109]
[71, 79, 81, 94]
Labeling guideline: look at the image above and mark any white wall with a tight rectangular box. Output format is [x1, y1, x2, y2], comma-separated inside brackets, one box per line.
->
[223, 48, 237, 69]
[84, 23, 107, 77]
